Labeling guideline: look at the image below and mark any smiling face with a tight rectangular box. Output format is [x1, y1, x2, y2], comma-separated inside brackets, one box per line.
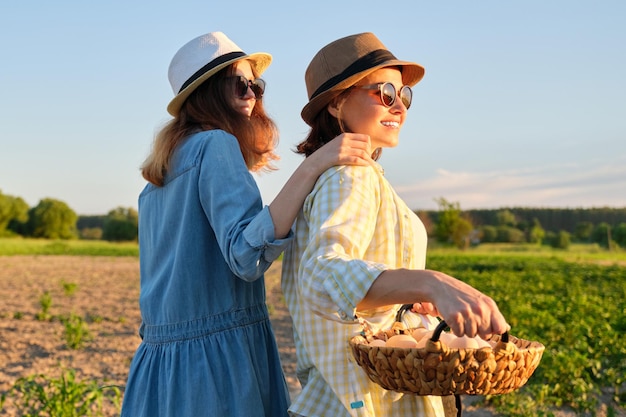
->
[327, 67, 407, 150]
[229, 60, 257, 117]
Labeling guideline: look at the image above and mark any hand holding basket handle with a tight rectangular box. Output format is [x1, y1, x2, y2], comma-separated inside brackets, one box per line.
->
[359, 269, 510, 340]
[395, 303, 510, 343]
[350, 310, 545, 396]
[430, 319, 509, 344]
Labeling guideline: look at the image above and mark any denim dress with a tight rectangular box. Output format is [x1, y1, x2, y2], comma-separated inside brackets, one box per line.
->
[120, 130, 291, 416]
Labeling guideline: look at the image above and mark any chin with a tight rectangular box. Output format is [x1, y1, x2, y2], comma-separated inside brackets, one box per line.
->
[374, 138, 399, 149]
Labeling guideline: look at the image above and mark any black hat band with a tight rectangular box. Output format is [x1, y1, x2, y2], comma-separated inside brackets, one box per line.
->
[179, 51, 246, 93]
[310, 49, 398, 100]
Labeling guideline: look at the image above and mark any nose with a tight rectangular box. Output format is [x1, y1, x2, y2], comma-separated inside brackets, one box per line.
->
[242, 81, 256, 99]
[391, 96, 406, 113]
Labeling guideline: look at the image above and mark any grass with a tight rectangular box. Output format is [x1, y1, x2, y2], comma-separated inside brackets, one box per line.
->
[3, 237, 622, 263]
[0, 238, 138, 257]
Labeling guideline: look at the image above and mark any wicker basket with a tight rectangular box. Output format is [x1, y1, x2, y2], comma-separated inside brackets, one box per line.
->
[349, 318, 545, 396]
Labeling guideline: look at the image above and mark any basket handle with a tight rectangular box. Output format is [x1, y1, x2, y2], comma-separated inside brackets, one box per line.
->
[430, 320, 509, 343]
[395, 304, 509, 343]
[394, 303, 414, 323]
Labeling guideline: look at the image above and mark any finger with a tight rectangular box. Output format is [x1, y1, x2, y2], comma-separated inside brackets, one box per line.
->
[489, 315, 511, 338]
[346, 133, 371, 153]
[411, 302, 430, 315]
[345, 132, 370, 143]
[481, 300, 509, 338]
[464, 318, 478, 338]
[445, 314, 465, 337]
[420, 302, 439, 316]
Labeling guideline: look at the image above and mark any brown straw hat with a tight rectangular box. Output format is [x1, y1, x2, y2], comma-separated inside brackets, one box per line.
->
[301, 32, 425, 126]
[167, 31, 272, 116]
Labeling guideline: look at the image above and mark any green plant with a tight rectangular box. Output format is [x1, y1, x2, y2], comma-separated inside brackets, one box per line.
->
[61, 313, 93, 349]
[86, 313, 104, 324]
[427, 253, 626, 415]
[0, 368, 121, 416]
[35, 291, 53, 321]
[62, 280, 78, 296]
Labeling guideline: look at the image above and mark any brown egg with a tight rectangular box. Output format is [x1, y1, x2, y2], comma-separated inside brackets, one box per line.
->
[369, 339, 387, 347]
[411, 328, 432, 342]
[386, 334, 419, 348]
[415, 337, 428, 349]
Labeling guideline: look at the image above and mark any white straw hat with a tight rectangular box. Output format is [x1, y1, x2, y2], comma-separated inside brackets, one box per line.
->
[166, 31, 272, 116]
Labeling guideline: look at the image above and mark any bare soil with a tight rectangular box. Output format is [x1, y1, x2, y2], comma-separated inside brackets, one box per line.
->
[0, 256, 622, 416]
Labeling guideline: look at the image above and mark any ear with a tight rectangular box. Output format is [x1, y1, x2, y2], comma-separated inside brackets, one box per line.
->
[327, 100, 341, 118]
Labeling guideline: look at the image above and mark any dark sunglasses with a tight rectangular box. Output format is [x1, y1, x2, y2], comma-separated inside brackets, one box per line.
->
[227, 76, 266, 99]
[355, 82, 412, 109]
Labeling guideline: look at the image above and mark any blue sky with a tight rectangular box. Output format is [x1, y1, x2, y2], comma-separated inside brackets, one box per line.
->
[1, 1, 625, 215]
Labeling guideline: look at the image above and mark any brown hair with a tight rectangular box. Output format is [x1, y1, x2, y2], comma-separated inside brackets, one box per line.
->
[296, 89, 384, 161]
[142, 65, 279, 186]
[295, 104, 343, 157]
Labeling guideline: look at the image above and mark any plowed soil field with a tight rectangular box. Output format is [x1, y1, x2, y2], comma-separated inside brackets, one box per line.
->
[1, 256, 617, 416]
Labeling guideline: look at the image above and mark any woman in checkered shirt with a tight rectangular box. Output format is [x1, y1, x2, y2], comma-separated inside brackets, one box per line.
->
[281, 32, 510, 417]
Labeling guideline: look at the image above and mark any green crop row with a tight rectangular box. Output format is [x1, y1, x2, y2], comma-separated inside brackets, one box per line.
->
[427, 252, 626, 416]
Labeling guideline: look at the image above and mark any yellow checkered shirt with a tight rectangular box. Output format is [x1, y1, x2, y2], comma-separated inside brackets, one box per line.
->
[282, 164, 445, 417]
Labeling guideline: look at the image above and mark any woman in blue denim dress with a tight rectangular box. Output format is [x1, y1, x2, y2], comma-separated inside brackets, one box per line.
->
[120, 31, 373, 417]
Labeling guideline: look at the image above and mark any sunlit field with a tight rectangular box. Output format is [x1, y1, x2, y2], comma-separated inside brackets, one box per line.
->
[0, 239, 624, 416]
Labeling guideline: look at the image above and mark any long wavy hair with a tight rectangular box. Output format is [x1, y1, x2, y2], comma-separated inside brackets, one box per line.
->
[142, 64, 279, 186]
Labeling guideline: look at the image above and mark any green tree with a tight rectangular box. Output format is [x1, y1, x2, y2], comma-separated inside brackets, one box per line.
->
[0, 191, 29, 236]
[451, 217, 473, 249]
[433, 198, 473, 248]
[496, 209, 517, 228]
[612, 222, 626, 248]
[574, 221, 594, 242]
[591, 222, 612, 248]
[27, 198, 77, 239]
[549, 230, 571, 249]
[102, 206, 138, 241]
[528, 218, 546, 244]
[496, 226, 526, 243]
[479, 225, 497, 243]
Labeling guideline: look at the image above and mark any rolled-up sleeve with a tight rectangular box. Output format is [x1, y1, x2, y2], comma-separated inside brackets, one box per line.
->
[242, 205, 293, 262]
[297, 166, 387, 321]
[198, 131, 292, 281]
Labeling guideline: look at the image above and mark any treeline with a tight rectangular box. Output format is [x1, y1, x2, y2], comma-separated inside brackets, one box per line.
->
[3, 188, 626, 248]
[0, 189, 137, 241]
[418, 199, 626, 249]
[463, 207, 626, 234]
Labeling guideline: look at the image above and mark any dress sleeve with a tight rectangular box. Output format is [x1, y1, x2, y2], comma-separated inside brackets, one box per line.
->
[197, 131, 292, 282]
[297, 165, 388, 322]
